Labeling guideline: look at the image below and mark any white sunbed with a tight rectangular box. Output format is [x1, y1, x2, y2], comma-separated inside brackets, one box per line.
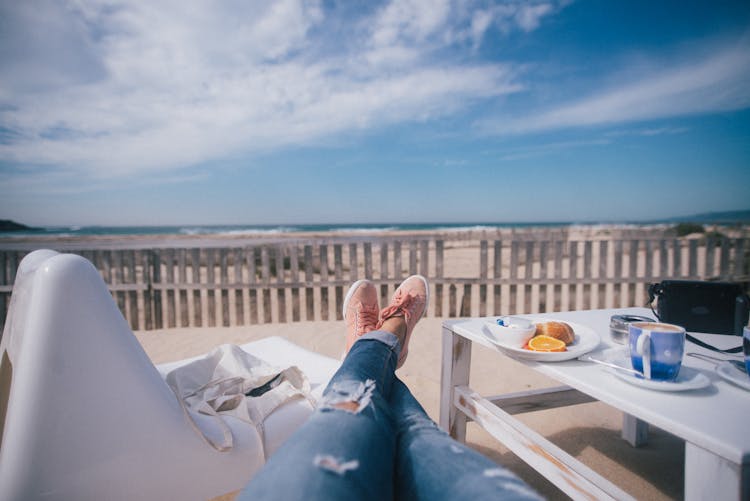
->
[0, 250, 340, 500]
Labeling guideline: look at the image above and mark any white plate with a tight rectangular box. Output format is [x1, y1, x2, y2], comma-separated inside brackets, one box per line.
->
[481, 318, 600, 362]
[716, 362, 750, 391]
[604, 353, 711, 392]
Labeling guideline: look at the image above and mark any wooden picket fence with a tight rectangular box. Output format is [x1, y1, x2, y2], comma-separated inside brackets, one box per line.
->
[1, 233, 748, 331]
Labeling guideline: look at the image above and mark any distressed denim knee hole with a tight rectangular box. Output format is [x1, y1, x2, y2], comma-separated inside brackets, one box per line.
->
[313, 455, 360, 475]
[320, 379, 375, 414]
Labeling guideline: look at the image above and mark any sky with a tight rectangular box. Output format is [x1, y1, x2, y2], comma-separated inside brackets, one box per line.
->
[1, 0, 749, 227]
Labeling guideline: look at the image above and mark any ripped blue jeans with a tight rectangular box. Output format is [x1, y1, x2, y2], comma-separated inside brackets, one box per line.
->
[238, 331, 541, 501]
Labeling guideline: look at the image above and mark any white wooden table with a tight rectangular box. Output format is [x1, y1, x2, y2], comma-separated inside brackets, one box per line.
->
[439, 307, 750, 501]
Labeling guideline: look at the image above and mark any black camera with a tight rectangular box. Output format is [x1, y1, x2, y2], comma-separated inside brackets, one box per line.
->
[648, 280, 750, 336]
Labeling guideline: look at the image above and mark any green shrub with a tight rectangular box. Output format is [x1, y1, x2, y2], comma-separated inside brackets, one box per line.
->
[673, 223, 705, 237]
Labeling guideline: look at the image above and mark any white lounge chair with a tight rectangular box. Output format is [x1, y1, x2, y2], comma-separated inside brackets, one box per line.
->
[0, 250, 339, 500]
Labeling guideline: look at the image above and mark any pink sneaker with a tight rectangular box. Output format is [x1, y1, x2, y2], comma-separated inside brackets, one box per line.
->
[343, 279, 380, 355]
[377, 275, 429, 368]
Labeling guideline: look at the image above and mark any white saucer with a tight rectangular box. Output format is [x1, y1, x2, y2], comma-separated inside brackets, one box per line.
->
[604, 354, 711, 392]
[716, 362, 750, 391]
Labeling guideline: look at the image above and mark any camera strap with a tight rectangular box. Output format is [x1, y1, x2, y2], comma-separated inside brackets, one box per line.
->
[647, 287, 743, 354]
[683, 333, 742, 354]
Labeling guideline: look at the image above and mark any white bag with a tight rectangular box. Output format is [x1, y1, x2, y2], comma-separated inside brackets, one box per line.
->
[165, 344, 314, 454]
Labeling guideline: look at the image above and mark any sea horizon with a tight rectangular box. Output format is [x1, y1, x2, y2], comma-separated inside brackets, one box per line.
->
[0, 219, 739, 239]
[4, 210, 749, 239]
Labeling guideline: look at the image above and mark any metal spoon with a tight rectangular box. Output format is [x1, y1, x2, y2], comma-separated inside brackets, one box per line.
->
[687, 352, 747, 373]
[578, 355, 645, 377]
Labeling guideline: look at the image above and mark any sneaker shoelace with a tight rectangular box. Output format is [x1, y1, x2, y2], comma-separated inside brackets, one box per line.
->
[380, 292, 420, 325]
[354, 303, 379, 335]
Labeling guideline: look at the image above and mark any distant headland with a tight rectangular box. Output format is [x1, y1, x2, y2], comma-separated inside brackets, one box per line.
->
[663, 209, 750, 224]
[0, 220, 35, 232]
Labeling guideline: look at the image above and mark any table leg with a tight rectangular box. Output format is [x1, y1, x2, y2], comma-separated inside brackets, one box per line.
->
[685, 442, 749, 501]
[622, 414, 649, 447]
[439, 326, 471, 442]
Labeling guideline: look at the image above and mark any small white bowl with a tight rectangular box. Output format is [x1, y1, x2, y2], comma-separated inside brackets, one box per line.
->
[483, 316, 536, 347]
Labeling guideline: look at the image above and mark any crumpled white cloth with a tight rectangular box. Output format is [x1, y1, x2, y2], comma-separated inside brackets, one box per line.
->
[165, 344, 313, 454]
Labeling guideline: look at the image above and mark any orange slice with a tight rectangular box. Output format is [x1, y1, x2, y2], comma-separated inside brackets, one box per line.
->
[527, 335, 567, 352]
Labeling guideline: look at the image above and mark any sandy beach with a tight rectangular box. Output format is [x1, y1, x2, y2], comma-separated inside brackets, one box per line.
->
[136, 316, 684, 500]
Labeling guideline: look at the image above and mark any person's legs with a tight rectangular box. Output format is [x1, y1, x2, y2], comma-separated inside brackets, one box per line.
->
[390, 379, 543, 501]
[239, 276, 429, 501]
[238, 330, 401, 501]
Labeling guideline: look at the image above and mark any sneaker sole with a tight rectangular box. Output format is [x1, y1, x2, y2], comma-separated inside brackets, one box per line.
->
[342, 279, 373, 319]
[408, 274, 430, 321]
[396, 274, 430, 368]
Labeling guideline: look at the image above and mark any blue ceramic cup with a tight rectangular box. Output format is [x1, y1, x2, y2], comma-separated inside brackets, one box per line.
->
[743, 326, 750, 377]
[628, 322, 686, 380]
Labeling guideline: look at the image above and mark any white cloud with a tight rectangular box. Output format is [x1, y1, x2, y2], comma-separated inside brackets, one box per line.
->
[1, 0, 540, 180]
[367, 1, 565, 54]
[515, 3, 554, 32]
[604, 126, 689, 137]
[481, 41, 750, 134]
[371, 0, 452, 47]
[470, 10, 495, 48]
[475, 1, 560, 38]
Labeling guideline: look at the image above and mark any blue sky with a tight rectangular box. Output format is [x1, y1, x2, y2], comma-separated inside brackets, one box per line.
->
[1, 0, 749, 226]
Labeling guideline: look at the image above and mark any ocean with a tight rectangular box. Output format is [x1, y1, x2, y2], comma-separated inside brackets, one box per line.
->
[4, 209, 748, 238]
[1, 222, 585, 238]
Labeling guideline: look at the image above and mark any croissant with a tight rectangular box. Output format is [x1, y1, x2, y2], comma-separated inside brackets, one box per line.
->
[534, 321, 575, 345]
